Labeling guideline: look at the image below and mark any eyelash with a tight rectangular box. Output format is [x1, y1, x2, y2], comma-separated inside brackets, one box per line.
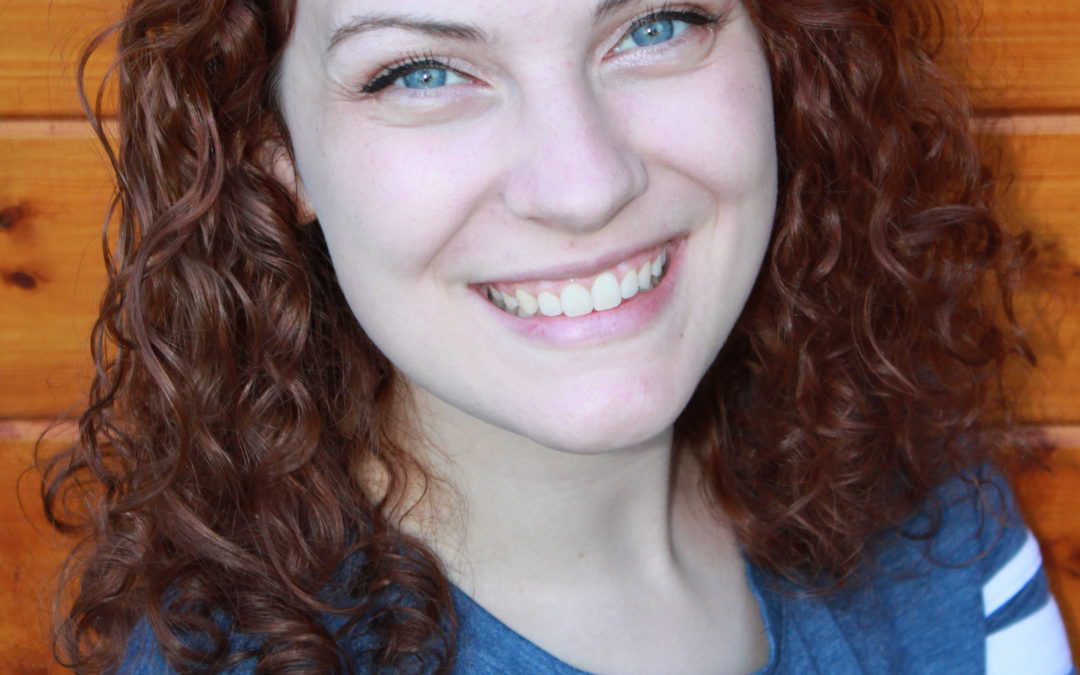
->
[359, 5, 723, 95]
[362, 51, 446, 94]
[625, 5, 720, 42]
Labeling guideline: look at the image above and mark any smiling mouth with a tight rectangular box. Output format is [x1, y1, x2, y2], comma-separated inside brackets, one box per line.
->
[481, 243, 671, 319]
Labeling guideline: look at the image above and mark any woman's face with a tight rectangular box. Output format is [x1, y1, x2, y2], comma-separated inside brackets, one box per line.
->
[276, 0, 777, 454]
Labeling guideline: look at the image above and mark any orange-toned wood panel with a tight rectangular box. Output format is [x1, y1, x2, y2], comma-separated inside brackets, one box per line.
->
[986, 123, 1080, 423]
[0, 124, 111, 418]
[1012, 265, 1080, 424]
[986, 118, 1080, 261]
[1, 0, 1079, 116]
[0, 424, 1076, 670]
[0, 0, 117, 118]
[961, 0, 1080, 111]
[0, 424, 71, 674]
[1014, 431, 1080, 658]
[1, 120, 1077, 421]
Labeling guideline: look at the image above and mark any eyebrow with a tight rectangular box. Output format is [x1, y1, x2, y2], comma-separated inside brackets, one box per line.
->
[325, 14, 488, 55]
[325, 0, 649, 56]
[593, 0, 643, 21]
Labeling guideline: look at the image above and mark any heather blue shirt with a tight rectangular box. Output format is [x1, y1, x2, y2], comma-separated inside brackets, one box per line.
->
[121, 469, 1074, 673]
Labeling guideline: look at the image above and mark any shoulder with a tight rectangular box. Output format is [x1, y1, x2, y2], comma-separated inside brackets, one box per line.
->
[118, 620, 256, 674]
[826, 466, 1073, 674]
[117, 620, 169, 674]
[937, 467, 1074, 675]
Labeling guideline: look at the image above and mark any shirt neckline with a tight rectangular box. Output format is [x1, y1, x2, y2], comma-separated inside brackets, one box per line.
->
[450, 554, 782, 674]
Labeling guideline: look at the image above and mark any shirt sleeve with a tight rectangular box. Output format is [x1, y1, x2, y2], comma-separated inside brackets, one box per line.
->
[982, 528, 1074, 675]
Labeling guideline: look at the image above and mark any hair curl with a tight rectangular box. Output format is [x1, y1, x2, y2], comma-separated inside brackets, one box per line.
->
[42, 0, 1034, 671]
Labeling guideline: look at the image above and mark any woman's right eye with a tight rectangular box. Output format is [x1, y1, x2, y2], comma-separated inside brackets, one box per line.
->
[361, 58, 469, 94]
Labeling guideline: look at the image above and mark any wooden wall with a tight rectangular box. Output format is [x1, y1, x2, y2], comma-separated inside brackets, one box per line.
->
[1, 0, 1078, 670]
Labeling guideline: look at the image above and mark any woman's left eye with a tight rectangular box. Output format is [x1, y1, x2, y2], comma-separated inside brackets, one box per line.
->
[616, 18, 688, 51]
[397, 66, 468, 90]
[613, 10, 713, 53]
[361, 58, 470, 94]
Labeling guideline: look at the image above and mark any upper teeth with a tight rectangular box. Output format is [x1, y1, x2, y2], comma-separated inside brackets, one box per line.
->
[484, 246, 668, 318]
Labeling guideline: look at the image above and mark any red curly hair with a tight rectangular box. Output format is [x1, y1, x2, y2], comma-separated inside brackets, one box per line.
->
[42, 0, 1034, 671]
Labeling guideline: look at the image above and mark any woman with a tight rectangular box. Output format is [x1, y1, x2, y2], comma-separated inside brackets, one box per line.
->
[44, 0, 1072, 672]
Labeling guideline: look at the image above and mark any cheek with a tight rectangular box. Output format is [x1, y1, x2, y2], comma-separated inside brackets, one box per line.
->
[616, 56, 776, 347]
[614, 50, 776, 197]
[300, 115, 498, 281]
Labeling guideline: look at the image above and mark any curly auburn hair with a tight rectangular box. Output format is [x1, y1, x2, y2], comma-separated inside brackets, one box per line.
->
[42, 0, 1034, 672]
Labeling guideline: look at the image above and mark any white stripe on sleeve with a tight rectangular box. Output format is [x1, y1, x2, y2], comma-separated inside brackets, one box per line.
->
[986, 596, 1072, 675]
[983, 530, 1042, 616]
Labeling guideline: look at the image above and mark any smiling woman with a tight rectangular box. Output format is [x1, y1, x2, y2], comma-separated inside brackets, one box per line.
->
[276, 1, 775, 459]
[41, 0, 1073, 673]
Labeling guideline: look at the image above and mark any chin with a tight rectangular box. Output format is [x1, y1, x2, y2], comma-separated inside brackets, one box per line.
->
[494, 377, 692, 456]
[517, 420, 672, 456]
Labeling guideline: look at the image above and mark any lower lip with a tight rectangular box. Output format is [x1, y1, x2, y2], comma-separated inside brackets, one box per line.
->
[478, 238, 685, 347]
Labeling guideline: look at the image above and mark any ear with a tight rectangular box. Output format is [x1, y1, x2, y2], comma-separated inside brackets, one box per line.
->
[262, 141, 317, 225]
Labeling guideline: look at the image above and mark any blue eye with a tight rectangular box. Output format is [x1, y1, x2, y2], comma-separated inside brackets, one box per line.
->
[362, 59, 468, 94]
[615, 17, 689, 52]
[400, 67, 455, 89]
[612, 8, 722, 55]
[633, 20, 679, 46]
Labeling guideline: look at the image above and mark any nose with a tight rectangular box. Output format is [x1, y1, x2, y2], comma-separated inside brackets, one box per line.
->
[501, 80, 647, 234]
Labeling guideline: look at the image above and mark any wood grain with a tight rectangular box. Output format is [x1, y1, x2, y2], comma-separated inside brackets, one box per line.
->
[991, 126, 1080, 263]
[0, 429, 71, 674]
[0, 125, 112, 418]
[1, 118, 1077, 420]
[0, 0, 118, 118]
[1, 0, 1079, 116]
[1010, 265, 1080, 424]
[958, 0, 1080, 111]
[0, 0, 1077, 669]
[1013, 435, 1080, 658]
[0, 423, 1076, 670]
[986, 127, 1080, 423]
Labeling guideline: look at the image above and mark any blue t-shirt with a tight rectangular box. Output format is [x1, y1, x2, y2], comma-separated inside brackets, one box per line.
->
[121, 469, 1074, 673]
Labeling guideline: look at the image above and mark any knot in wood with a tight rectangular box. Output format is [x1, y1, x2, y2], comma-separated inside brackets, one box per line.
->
[5, 271, 37, 290]
[0, 204, 26, 231]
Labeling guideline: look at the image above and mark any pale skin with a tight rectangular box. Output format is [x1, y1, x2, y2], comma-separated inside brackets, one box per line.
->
[275, 0, 776, 671]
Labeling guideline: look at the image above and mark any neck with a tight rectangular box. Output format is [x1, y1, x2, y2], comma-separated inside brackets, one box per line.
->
[380, 383, 767, 674]
[401, 384, 719, 597]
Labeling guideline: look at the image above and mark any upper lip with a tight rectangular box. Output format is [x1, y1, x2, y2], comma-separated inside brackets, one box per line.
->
[472, 233, 683, 286]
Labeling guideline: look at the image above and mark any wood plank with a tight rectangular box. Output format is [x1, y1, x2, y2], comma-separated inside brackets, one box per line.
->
[0, 428, 71, 674]
[959, 0, 1080, 111]
[988, 125, 1080, 263]
[1010, 265, 1080, 424]
[1, 0, 1079, 116]
[0, 0, 118, 117]
[0, 422, 1076, 669]
[0, 126, 111, 418]
[1013, 437, 1080, 659]
[985, 126, 1080, 423]
[0, 117, 1077, 421]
